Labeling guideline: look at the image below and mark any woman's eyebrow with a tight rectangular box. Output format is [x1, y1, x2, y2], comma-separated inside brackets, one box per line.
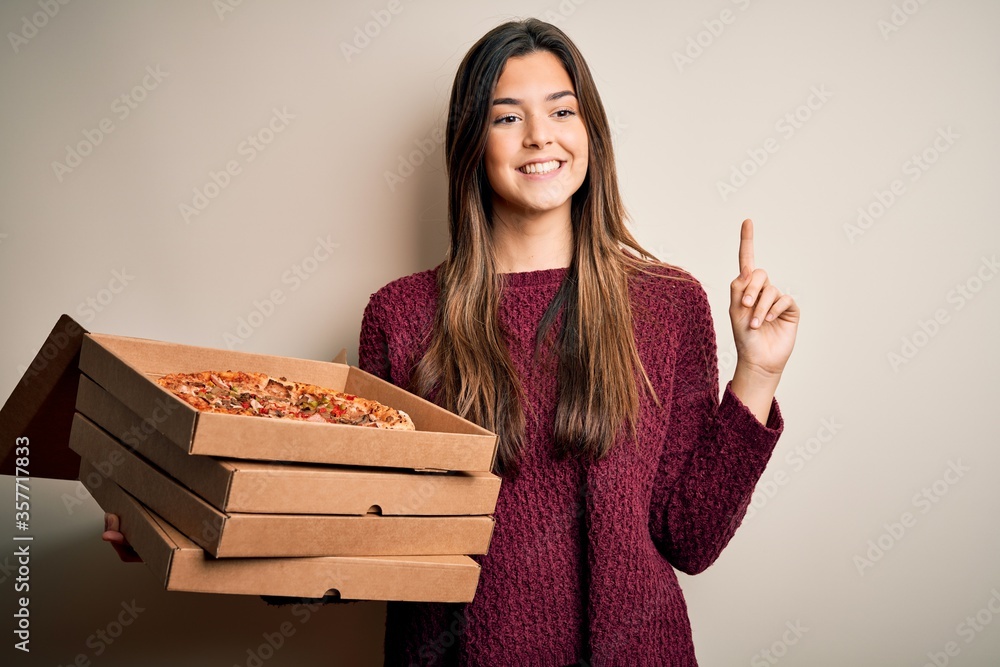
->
[492, 90, 577, 106]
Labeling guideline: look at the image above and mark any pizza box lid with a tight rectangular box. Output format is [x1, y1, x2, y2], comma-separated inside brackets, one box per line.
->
[81, 458, 482, 602]
[0, 314, 88, 479]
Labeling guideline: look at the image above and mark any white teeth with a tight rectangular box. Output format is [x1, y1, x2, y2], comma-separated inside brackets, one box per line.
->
[519, 160, 561, 174]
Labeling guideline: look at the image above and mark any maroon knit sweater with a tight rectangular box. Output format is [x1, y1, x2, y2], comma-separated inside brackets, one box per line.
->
[358, 263, 784, 666]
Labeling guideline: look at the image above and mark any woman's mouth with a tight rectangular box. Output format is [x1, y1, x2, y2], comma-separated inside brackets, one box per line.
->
[517, 159, 563, 175]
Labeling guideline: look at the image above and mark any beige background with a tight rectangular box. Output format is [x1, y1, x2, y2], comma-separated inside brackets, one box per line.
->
[2, 0, 999, 665]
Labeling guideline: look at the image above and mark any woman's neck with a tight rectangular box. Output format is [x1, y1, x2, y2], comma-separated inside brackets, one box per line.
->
[490, 206, 573, 273]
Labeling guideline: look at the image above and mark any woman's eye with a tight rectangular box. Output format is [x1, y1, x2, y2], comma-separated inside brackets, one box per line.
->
[493, 114, 518, 125]
[554, 109, 577, 118]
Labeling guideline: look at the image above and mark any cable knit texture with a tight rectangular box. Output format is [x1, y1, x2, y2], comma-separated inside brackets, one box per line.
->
[358, 263, 784, 667]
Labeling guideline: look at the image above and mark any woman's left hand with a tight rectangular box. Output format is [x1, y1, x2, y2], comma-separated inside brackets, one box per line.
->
[729, 218, 800, 378]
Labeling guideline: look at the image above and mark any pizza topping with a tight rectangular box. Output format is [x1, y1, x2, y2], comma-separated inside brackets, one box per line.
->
[155, 370, 415, 431]
[263, 379, 291, 398]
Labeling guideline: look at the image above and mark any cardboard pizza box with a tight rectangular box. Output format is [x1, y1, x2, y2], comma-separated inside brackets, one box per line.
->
[0, 315, 500, 478]
[81, 461, 482, 602]
[70, 412, 496, 558]
[0, 315, 88, 479]
[78, 331, 498, 472]
[75, 375, 501, 515]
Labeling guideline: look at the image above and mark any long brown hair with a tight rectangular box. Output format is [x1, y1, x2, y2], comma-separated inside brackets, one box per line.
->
[410, 18, 686, 477]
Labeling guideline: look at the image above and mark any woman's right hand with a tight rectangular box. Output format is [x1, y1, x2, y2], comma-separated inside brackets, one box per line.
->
[102, 513, 143, 563]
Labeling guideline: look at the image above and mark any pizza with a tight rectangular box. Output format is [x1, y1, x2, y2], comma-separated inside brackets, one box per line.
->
[154, 371, 415, 430]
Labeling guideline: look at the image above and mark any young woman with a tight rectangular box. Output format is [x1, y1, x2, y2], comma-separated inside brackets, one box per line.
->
[356, 17, 798, 665]
[105, 17, 798, 666]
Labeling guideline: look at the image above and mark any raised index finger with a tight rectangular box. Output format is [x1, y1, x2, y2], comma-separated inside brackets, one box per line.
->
[739, 218, 755, 276]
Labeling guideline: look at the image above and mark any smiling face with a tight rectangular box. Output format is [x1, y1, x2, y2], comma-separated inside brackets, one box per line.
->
[484, 50, 589, 226]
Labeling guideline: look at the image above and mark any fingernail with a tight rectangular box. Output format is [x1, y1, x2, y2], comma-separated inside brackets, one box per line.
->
[104, 515, 111, 531]
[751, 317, 759, 328]
[743, 295, 753, 306]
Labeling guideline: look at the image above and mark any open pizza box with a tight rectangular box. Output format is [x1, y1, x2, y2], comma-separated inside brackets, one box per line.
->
[78, 329, 498, 472]
[82, 459, 482, 602]
[70, 414, 495, 557]
[0, 315, 499, 476]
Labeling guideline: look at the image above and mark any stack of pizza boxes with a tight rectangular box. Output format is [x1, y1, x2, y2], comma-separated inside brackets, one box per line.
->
[1, 316, 501, 603]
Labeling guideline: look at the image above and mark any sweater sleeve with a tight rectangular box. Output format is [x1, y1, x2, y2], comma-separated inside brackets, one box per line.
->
[358, 290, 392, 382]
[648, 277, 783, 575]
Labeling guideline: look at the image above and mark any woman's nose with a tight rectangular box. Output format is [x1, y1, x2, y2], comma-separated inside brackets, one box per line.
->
[522, 115, 553, 148]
